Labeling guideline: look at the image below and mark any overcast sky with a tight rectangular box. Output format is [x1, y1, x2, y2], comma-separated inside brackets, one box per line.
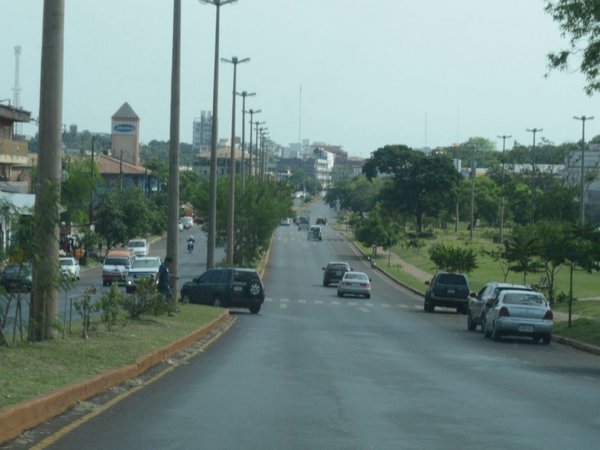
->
[1, 0, 598, 158]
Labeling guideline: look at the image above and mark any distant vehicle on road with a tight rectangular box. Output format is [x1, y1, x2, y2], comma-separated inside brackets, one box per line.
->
[424, 272, 470, 314]
[280, 217, 291, 226]
[337, 271, 371, 298]
[125, 256, 161, 293]
[179, 216, 194, 230]
[0, 263, 32, 292]
[308, 225, 323, 240]
[180, 267, 265, 314]
[483, 289, 553, 344]
[468, 282, 533, 332]
[298, 216, 310, 231]
[322, 261, 352, 287]
[316, 217, 327, 225]
[102, 249, 135, 286]
[59, 256, 80, 280]
[126, 238, 150, 257]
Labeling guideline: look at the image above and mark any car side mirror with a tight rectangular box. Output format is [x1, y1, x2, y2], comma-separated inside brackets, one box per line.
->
[424, 281, 430, 285]
[484, 298, 494, 307]
[470, 292, 477, 298]
[322, 267, 326, 271]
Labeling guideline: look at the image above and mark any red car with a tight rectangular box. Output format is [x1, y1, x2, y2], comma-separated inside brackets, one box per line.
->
[316, 217, 327, 225]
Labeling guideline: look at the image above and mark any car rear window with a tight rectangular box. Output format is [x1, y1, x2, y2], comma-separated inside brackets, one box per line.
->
[132, 259, 160, 269]
[503, 293, 546, 306]
[104, 258, 129, 266]
[437, 274, 467, 285]
[329, 264, 349, 271]
[344, 273, 368, 281]
[234, 270, 259, 282]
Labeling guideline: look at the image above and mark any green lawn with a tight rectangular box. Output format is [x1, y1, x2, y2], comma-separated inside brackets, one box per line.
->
[0, 305, 223, 410]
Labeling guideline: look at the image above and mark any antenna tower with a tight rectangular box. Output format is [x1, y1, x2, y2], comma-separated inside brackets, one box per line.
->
[13, 45, 22, 136]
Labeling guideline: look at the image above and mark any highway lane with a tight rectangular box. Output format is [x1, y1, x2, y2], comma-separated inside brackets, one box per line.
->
[25, 202, 600, 449]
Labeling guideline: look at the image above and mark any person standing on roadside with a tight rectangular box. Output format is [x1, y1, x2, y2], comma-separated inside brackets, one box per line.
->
[158, 256, 173, 299]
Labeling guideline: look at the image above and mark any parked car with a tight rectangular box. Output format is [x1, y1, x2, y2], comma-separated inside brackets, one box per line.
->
[337, 271, 371, 298]
[316, 217, 327, 225]
[126, 238, 150, 257]
[125, 256, 162, 293]
[468, 282, 533, 331]
[180, 267, 265, 314]
[59, 256, 80, 280]
[322, 261, 352, 286]
[482, 289, 553, 344]
[102, 249, 135, 286]
[308, 225, 323, 240]
[280, 217, 291, 226]
[424, 272, 470, 314]
[0, 263, 32, 292]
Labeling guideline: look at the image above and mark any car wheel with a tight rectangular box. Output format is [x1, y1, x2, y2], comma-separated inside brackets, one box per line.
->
[337, 291, 343, 297]
[213, 296, 223, 308]
[247, 280, 263, 297]
[467, 313, 476, 331]
[365, 294, 371, 299]
[323, 281, 328, 287]
[483, 319, 491, 338]
[103, 280, 109, 287]
[249, 304, 261, 314]
[181, 292, 190, 304]
[541, 334, 552, 345]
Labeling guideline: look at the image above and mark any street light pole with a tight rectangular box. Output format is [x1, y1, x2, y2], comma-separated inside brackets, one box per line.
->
[236, 91, 255, 193]
[574, 115, 594, 225]
[200, 0, 237, 269]
[497, 134, 512, 244]
[221, 56, 250, 265]
[526, 127, 543, 224]
[247, 109, 261, 179]
[254, 121, 264, 179]
[469, 145, 476, 241]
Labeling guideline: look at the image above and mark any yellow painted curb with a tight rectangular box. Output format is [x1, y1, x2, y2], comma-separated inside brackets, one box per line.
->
[0, 311, 231, 445]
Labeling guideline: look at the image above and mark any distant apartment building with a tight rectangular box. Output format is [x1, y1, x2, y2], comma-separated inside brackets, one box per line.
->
[564, 143, 600, 223]
[192, 111, 212, 153]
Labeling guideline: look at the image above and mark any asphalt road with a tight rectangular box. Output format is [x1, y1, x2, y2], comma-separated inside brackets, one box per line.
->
[13, 202, 600, 449]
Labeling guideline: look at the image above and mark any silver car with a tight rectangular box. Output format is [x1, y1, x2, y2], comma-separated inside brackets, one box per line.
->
[337, 271, 371, 298]
[125, 256, 161, 293]
[483, 289, 553, 344]
[468, 282, 532, 332]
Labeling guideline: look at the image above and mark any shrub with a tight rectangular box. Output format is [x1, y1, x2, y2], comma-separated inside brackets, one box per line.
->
[96, 284, 123, 330]
[121, 277, 170, 319]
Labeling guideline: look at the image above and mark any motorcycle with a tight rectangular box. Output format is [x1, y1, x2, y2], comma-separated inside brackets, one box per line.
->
[187, 240, 194, 253]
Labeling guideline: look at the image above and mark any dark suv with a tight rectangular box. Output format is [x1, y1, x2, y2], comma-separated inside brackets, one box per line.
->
[424, 272, 470, 314]
[180, 268, 265, 314]
[322, 261, 351, 286]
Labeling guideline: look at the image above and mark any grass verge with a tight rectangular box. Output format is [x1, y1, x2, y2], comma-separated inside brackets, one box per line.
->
[554, 319, 600, 347]
[0, 304, 222, 410]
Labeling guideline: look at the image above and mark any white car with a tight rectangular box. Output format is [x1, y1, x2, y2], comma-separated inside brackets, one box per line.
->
[337, 271, 371, 298]
[125, 256, 162, 293]
[126, 238, 150, 257]
[59, 257, 80, 280]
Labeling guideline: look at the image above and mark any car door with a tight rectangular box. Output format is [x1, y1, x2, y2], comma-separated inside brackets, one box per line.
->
[190, 270, 216, 304]
[471, 284, 489, 318]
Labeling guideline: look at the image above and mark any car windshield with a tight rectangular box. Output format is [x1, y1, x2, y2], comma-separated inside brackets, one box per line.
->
[59, 259, 74, 267]
[4, 265, 30, 275]
[437, 274, 467, 285]
[503, 293, 546, 306]
[127, 241, 145, 248]
[131, 259, 160, 269]
[104, 258, 129, 266]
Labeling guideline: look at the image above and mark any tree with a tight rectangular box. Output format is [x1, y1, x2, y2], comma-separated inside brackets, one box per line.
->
[429, 243, 478, 274]
[354, 203, 403, 266]
[61, 157, 98, 226]
[502, 226, 542, 283]
[363, 145, 459, 232]
[546, 0, 600, 94]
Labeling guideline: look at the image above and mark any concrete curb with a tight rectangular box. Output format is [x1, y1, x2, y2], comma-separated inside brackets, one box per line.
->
[0, 310, 231, 445]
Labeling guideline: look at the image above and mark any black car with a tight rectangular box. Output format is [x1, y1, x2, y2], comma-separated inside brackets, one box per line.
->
[424, 272, 470, 314]
[322, 261, 352, 286]
[180, 268, 265, 314]
[1, 263, 33, 293]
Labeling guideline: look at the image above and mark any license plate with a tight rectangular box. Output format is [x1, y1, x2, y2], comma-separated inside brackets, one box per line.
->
[447, 288, 455, 294]
[519, 325, 534, 333]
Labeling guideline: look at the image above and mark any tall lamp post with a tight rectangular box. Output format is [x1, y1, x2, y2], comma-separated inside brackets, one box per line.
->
[200, 0, 237, 269]
[237, 91, 255, 192]
[247, 109, 261, 179]
[469, 144, 476, 241]
[526, 127, 542, 224]
[259, 127, 269, 181]
[222, 56, 249, 264]
[254, 121, 265, 179]
[497, 134, 511, 243]
[574, 115, 594, 225]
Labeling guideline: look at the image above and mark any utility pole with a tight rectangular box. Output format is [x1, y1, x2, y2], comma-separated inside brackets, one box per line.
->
[469, 145, 476, 241]
[254, 121, 264, 179]
[201, 0, 236, 269]
[167, 0, 181, 300]
[31, 0, 64, 341]
[574, 115, 594, 225]
[247, 109, 261, 179]
[453, 143, 460, 233]
[497, 134, 511, 243]
[237, 91, 255, 192]
[526, 127, 542, 224]
[222, 56, 249, 264]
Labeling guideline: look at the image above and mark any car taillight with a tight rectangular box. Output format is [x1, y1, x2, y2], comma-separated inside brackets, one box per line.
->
[499, 307, 510, 317]
[544, 310, 553, 320]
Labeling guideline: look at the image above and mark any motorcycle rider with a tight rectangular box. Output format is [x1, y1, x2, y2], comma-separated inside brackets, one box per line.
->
[186, 235, 195, 253]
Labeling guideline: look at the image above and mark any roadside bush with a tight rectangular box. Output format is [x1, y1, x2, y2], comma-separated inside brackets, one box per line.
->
[121, 277, 170, 319]
[73, 286, 97, 339]
[96, 284, 122, 331]
[429, 243, 478, 274]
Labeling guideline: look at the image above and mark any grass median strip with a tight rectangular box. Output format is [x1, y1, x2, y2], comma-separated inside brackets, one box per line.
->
[0, 305, 223, 410]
